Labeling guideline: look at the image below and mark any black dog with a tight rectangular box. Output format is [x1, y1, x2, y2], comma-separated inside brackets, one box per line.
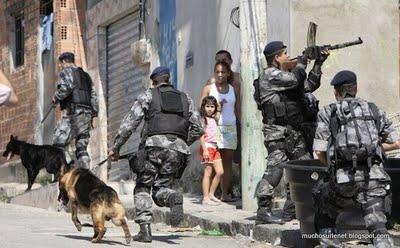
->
[2, 135, 67, 191]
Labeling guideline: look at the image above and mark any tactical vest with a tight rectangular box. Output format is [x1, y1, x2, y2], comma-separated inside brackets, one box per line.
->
[60, 67, 92, 110]
[328, 98, 381, 170]
[143, 85, 190, 140]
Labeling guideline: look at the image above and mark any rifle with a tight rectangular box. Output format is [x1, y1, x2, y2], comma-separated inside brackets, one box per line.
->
[281, 22, 363, 71]
[41, 102, 56, 124]
[97, 152, 136, 166]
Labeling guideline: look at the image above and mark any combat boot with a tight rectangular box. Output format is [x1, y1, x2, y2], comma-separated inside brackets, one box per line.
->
[256, 196, 284, 224]
[315, 228, 343, 248]
[374, 236, 394, 248]
[282, 199, 296, 222]
[282, 188, 296, 222]
[169, 192, 183, 227]
[256, 207, 285, 224]
[132, 223, 152, 243]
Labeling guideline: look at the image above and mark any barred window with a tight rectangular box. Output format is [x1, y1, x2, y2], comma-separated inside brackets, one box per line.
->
[15, 14, 24, 67]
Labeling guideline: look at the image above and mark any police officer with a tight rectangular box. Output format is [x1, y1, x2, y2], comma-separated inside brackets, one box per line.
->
[108, 66, 203, 243]
[52, 52, 98, 169]
[253, 41, 329, 224]
[313, 70, 400, 248]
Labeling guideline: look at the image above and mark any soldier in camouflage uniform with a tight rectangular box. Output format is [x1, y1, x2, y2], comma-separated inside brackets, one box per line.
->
[313, 70, 400, 248]
[52, 52, 98, 169]
[253, 41, 329, 224]
[109, 66, 203, 243]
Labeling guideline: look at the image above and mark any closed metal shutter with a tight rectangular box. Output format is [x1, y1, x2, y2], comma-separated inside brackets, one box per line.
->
[106, 12, 145, 180]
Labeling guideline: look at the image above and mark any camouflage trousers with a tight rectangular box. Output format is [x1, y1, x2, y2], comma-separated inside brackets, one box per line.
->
[256, 125, 311, 214]
[53, 108, 92, 169]
[134, 147, 187, 224]
[314, 179, 393, 247]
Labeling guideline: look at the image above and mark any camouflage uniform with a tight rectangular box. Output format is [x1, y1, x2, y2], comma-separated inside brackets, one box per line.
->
[53, 65, 98, 168]
[112, 84, 203, 224]
[254, 61, 323, 220]
[313, 99, 399, 247]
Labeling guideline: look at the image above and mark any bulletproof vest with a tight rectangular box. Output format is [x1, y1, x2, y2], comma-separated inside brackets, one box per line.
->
[143, 85, 190, 140]
[329, 98, 381, 170]
[60, 67, 92, 110]
[261, 91, 303, 127]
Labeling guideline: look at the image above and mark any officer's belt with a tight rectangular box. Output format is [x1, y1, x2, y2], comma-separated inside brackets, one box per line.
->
[65, 103, 92, 114]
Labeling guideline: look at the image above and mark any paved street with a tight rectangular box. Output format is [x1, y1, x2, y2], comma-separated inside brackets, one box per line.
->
[0, 203, 274, 248]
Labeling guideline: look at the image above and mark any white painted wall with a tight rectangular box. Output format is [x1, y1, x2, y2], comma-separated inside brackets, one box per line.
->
[175, 0, 240, 106]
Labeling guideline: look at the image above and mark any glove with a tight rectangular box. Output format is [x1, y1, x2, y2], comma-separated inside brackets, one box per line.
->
[315, 48, 330, 64]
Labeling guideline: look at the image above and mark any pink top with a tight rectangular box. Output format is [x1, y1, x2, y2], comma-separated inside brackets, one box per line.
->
[203, 116, 218, 144]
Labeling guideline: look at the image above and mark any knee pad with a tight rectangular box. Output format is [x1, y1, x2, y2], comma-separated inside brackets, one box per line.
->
[263, 166, 283, 188]
[255, 178, 273, 198]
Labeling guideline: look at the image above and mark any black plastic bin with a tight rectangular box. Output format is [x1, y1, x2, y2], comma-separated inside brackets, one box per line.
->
[282, 158, 400, 236]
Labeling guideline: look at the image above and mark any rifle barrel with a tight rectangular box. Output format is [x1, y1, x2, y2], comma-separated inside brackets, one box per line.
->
[329, 37, 363, 50]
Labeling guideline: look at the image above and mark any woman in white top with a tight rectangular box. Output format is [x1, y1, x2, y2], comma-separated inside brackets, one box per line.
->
[200, 61, 240, 202]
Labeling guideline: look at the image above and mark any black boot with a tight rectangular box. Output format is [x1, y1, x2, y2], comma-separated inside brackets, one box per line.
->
[256, 196, 284, 224]
[282, 186, 296, 222]
[282, 198, 296, 222]
[133, 224, 152, 243]
[256, 206, 285, 224]
[169, 192, 184, 227]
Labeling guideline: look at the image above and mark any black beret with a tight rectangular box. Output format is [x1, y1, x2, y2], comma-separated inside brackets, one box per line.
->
[330, 70, 357, 86]
[58, 52, 75, 62]
[150, 66, 170, 80]
[263, 41, 286, 56]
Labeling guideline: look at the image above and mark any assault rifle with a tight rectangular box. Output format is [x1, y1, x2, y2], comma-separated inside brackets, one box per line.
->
[281, 22, 363, 71]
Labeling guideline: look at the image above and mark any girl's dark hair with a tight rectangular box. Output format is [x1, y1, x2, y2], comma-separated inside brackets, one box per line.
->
[214, 61, 233, 83]
[200, 96, 218, 125]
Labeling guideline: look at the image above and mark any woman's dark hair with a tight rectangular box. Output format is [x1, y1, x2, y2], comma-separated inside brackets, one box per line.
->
[200, 96, 218, 125]
[214, 61, 233, 83]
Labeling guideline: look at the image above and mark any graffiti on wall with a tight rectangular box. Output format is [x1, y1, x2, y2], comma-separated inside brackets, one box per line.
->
[159, 0, 177, 87]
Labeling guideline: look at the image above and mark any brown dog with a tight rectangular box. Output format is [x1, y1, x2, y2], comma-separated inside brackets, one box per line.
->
[58, 164, 131, 244]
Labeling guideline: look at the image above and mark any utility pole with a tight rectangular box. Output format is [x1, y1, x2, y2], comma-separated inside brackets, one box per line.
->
[240, 0, 268, 211]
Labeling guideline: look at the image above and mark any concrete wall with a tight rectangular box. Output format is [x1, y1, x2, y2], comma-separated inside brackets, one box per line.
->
[289, 0, 399, 113]
[175, 0, 240, 106]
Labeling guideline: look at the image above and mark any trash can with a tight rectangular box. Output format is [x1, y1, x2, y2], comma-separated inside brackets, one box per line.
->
[282, 159, 327, 236]
[283, 158, 400, 238]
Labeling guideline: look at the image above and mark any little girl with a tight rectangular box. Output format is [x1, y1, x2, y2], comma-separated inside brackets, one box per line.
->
[199, 96, 224, 205]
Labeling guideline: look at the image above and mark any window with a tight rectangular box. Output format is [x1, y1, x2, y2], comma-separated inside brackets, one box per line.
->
[60, 0, 67, 8]
[40, 0, 53, 16]
[14, 14, 24, 67]
[61, 26, 67, 40]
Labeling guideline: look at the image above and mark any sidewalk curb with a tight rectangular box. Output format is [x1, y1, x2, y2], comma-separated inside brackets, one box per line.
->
[8, 183, 400, 247]
[124, 205, 301, 247]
